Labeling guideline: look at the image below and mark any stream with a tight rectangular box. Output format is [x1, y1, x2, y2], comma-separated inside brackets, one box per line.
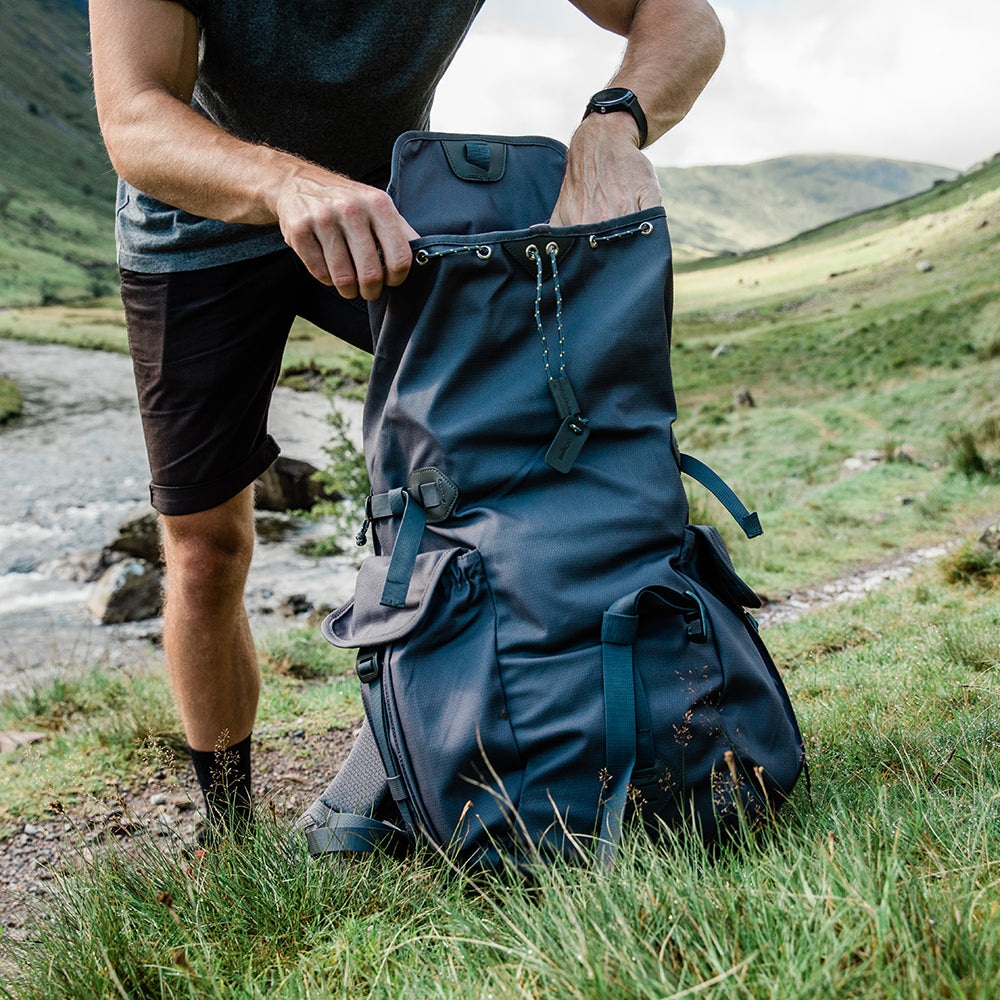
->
[1, 339, 976, 697]
[0, 339, 363, 694]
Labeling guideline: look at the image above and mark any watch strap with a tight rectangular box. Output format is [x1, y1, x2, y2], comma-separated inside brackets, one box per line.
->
[584, 88, 648, 148]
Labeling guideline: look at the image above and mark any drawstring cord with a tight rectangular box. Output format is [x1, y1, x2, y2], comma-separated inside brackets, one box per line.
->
[527, 241, 565, 380]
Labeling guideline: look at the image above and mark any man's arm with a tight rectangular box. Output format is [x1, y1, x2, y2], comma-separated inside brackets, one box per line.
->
[551, 0, 725, 225]
[89, 0, 415, 299]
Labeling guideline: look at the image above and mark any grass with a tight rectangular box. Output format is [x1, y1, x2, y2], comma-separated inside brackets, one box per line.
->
[2, 128, 1000, 998]
[0, 638, 359, 828]
[3, 566, 1000, 997]
[0, 377, 22, 423]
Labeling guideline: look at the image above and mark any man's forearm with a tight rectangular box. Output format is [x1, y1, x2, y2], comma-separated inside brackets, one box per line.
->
[102, 87, 299, 226]
[608, 0, 725, 148]
[552, 0, 723, 225]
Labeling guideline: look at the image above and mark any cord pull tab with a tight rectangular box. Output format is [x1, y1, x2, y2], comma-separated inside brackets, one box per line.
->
[355, 517, 370, 547]
[545, 375, 590, 474]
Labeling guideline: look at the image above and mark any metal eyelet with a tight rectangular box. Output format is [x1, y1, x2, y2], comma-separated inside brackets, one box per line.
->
[476, 245, 492, 260]
[545, 242, 559, 256]
[414, 249, 430, 265]
[639, 221, 654, 235]
[525, 244, 539, 261]
[588, 235, 599, 248]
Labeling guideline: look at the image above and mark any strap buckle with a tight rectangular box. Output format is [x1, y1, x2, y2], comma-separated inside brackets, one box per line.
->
[356, 648, 381, 684]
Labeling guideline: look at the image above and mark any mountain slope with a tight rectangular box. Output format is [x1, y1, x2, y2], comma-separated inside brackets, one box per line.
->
[0, 0, 117, 306]
[657, 154, 959, 258]
[0, 0, 963, 305]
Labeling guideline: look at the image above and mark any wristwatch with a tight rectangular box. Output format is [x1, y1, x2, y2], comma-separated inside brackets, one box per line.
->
[583, 87, 648, 148]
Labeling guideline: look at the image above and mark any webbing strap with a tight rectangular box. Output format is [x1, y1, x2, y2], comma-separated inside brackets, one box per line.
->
[598, 604, 640, 867]
[365, 670, 420, 835]
[379, 491, 427, 608]
[679, 453, 763, 539]
[305, 813, 408, 855]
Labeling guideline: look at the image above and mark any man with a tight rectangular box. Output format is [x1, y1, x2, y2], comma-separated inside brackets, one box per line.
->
[89, 0, 725, 840]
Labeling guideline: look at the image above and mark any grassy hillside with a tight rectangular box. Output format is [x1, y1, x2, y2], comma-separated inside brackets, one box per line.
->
[667, 154, 1000, 593]
[659, 154, 959, 258]
[0, 0, 958, 304]
[0, 0, 117, 306]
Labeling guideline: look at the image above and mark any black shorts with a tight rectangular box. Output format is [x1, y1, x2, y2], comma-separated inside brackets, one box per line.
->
[121, 249, 371, 516]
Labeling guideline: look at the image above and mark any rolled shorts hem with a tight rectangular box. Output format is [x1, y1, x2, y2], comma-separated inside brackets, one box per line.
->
[149, 435, 281, 517]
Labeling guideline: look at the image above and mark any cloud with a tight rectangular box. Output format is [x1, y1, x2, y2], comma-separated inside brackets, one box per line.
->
[431, 13, 624, 148]
[433, 0, 1000, 170]
[689, 0, 1000, 169]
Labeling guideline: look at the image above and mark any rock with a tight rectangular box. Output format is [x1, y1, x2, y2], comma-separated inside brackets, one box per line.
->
[87, 559, 163, 624]
[254, 456, 340, 513]
[307, 603, 336, 627]
[253, 510, 303, 543]
[976, 524, 1000, 557]
[107, 505, 162, 565]
[0, 731, 46, 755]
[711, 343, 732, 359]
[278, 593, 313, 617]
[732, 387, 755, 408]
[916, 260, 934, 273]
[842, 449, 884, 473]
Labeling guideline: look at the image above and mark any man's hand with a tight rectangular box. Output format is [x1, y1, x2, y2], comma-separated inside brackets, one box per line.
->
[272, 165, 419, 300]
[550, 113, 662, 227]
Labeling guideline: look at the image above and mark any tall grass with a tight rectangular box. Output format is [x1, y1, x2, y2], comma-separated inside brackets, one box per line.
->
[4, 572, 1000, 998]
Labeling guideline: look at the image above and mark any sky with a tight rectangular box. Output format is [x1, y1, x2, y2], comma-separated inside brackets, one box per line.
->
[432, 0, 1000, 171]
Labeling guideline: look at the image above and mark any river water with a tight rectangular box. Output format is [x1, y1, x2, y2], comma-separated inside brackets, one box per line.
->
[0, 339, 363, 694]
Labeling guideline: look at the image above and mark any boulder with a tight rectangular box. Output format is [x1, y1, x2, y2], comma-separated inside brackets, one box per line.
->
[732, 387, 755, 408]
[87, 559, 163, 624]
[976, 524, 1000, 557]
[253, 510, 303, 543]
[107, 505, 162, 565]
[254, 456, 341, 512]
[277, 593, 313, 617]
[711, 343, 732, 359]
[842, 449, 884, 473]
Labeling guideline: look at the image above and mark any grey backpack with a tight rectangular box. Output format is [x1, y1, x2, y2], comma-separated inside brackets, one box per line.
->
[299, 133, 805, 867]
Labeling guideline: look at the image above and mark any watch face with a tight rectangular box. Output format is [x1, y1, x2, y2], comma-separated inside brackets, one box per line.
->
[591, 87, 632, 109]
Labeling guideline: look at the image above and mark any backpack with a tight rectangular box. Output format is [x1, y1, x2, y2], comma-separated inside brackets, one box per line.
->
[299, 132, 805, 867]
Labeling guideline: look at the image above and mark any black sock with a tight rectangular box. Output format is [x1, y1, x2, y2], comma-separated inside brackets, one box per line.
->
[189, 734, 253, 839]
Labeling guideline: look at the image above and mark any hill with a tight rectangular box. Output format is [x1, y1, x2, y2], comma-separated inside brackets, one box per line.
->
[0, 0, 966, 305]
[657, 154, 959, 258]
[0, 0, 117, 306]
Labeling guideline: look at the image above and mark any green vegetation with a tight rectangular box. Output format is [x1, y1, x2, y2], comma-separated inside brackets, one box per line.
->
[3, 569, 1000, 997]
[2, 104, 1000, 1000]
[0, 0, 117, 306]
[0, 639, 358, 826]
[0, 377, 23, 423]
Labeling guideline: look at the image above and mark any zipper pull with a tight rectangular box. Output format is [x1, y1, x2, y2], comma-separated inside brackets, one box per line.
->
[355, 517, 370, 547]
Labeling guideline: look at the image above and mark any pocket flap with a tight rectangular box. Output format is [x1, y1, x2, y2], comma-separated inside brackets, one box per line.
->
[686, 525, 762, 610]
[322, 548, 461, 648]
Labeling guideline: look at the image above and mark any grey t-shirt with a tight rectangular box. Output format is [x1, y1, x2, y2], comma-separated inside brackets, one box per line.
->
[116, 0, 485, 272]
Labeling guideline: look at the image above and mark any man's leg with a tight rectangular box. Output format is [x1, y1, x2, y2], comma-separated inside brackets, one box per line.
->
[120, 252, 300, 838]
[160, 486, 259, 836]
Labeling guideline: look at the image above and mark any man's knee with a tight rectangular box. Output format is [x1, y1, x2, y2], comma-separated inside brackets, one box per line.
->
[160, 489, 255, 598]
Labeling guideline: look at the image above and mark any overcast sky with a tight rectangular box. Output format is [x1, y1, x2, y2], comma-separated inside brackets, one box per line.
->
[432, 0, 999, 171]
